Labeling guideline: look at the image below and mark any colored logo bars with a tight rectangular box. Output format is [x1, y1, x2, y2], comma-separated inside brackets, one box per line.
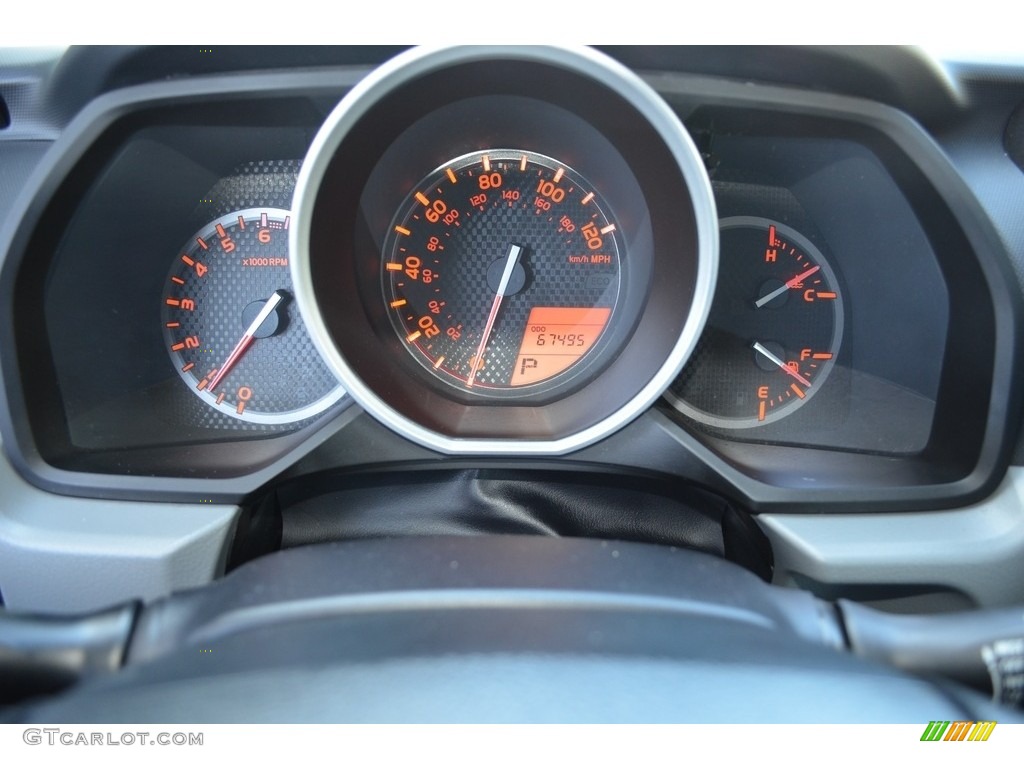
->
[920, 721, 997, 742]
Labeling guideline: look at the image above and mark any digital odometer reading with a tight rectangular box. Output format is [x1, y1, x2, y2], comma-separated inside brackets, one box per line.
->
[511, 307, 612, 386]
[381, 149, 622, 397]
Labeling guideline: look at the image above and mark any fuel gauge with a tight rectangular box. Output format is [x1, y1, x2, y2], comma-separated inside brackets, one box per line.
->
[666, 216, 843, 428]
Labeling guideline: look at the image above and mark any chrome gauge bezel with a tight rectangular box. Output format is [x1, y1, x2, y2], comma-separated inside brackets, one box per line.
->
[292, 45, 718, 455]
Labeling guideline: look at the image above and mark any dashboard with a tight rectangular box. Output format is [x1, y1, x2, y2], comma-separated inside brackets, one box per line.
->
[1, 45, 1024, 624]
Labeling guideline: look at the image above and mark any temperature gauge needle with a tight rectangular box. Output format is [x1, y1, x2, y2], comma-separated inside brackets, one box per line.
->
[467, 243, 523, 388]
[754, 265, 821, 308]
[752, 341, 812, 388]
[207, 290, 286, 393]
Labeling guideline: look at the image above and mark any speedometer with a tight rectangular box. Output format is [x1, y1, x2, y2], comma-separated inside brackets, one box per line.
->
[383, 149, 621, 396]
[291, 45, 717, 454]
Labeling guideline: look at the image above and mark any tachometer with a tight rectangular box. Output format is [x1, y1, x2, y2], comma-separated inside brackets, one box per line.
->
[383, 149, 621, 396]
[162, 208, 345, 424]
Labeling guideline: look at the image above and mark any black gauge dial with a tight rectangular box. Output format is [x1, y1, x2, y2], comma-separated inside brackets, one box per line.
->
[667, 217, 843, 428]
[162, 208, 345, 424]
[382, 149, 622, 397]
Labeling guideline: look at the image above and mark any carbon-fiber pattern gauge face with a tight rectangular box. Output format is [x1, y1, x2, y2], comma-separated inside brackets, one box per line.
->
[293, 45, 717, 454]
[382, 149, 621, 396]
[162, 208, 345, 424]
[667, 217, 843, 428]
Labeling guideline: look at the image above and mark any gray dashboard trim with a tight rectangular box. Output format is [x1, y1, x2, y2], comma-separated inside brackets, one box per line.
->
[760, 466, 1024, 608]
[2, 437, 1024, 615]
[0, 439, 240, 614]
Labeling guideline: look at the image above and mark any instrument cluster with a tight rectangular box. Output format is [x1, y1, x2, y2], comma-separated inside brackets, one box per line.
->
[0, 46, 1014, 512]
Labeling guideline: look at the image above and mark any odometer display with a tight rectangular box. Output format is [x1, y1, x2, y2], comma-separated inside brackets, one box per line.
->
[382, 149, 621, 397]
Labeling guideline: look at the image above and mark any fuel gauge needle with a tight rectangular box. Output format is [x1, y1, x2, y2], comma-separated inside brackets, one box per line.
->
[467, 243, 523, 388]
[753, 341, 812, 388]
[207, 290, 286, 392]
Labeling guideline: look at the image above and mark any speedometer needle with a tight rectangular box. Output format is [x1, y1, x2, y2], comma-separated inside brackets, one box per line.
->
[207, 290, 286, 393]
[752, 341, 812, 388]
[467, 243, 523, 388]
[754, 265, 821, 308]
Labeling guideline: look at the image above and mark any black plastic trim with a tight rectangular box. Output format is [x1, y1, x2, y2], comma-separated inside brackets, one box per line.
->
[1006, 102, 1024, 175]
[0, 70, 377, 503]
[648, 74, 1022, 512]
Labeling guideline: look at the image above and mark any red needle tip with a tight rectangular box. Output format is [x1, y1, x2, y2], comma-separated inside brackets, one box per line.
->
[206, 291, 285, 394]
[467, 244, 523, 388]
[783, 365, 812, 388]
[206, 334, 254, 392]
[786, 264, 820, 288]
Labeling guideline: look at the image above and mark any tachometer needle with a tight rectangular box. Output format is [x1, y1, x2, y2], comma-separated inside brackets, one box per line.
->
[207, 290, 286, 393]
[754, 264, 821, 308]
[752, 341, 812, 388]
[467, 243, 523, 388]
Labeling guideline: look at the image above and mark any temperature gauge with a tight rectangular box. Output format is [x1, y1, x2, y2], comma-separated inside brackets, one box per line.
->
[667, 216, 843, 428]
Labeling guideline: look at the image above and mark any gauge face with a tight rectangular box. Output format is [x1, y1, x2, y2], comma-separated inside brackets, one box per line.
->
[162, 208, 345, 424]
[382, 149, 621, 397]
[667, 217, 843, 428]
